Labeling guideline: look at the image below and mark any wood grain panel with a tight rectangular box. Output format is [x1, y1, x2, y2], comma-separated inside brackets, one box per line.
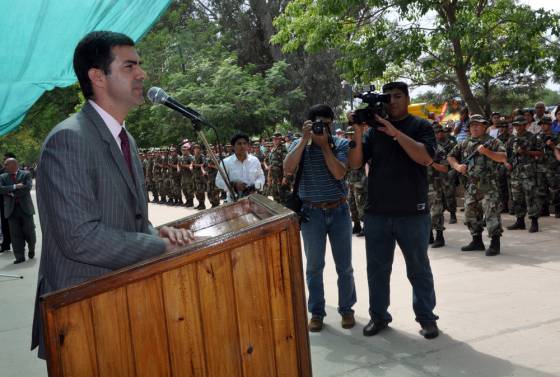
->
[197, 252, 243, 377]
[231, 241, 277, 377]
[53, 300, 98, 377]
[126, 275, 171, 377]
[91, 287, 135, 377]
[287, 222, 313, 376]
[162, 264, 207, 377]
[266, 232, 299, 377]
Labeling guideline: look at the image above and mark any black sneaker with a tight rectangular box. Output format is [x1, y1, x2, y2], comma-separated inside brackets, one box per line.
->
[363, 318, 389, 336]
[419, 321, 439, 339]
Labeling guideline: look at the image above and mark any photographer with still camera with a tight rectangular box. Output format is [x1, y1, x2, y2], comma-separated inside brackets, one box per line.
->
[348, 81, 440, 339]
[216, 132, 265, 201]
[283, 104, 357, 333]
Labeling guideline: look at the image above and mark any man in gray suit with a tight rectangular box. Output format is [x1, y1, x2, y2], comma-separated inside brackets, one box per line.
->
[0, 158, 36, 263]
[31, 31, 193, 359]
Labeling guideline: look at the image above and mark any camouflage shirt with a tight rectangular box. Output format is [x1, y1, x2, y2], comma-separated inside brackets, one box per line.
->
[449, 134, 505, 192]
[538, 133, 560, 171]
[267, 144, 287, 179]
[506, 131, 541, 178]
[178, 155, 193, 178]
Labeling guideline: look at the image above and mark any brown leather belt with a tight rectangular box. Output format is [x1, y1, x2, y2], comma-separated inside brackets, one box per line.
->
[304, 197, 347, 209]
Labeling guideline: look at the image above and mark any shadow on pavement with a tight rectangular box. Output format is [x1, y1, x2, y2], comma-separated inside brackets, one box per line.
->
[311, 312, 559, 377]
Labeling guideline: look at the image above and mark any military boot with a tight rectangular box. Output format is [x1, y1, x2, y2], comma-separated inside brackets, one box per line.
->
[449, 212, 457, 224]
[528, 217, 539, 233]
[431, 230, 445, 248]
[352, 221, 362, 235]
[506, 217, 525, 230]
[185, 199, 194, 207]
[429, 230, 434, 244]
[461, 235, 485, 251]
[555, 205, 560, 218]
[485, 235, 500, 256]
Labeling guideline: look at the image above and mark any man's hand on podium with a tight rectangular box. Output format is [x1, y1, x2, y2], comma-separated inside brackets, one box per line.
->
[159, 226, 195, 253]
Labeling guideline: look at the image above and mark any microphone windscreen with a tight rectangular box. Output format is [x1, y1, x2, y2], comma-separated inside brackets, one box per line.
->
[147, 87, 168, 104]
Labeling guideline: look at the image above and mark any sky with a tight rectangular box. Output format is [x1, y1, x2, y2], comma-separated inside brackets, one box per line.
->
[411, 0, 560, 97]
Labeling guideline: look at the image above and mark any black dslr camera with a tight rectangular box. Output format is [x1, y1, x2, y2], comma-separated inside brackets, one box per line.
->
[353, 85, 391, 128]
[312, 120, 326, 134]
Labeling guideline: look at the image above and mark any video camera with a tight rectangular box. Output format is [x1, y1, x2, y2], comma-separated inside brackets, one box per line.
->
[352, 85, 391, 127]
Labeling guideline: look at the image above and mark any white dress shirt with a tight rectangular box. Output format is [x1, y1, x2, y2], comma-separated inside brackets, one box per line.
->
[216, 153, 265, 202]
[89, 100, 126, 150]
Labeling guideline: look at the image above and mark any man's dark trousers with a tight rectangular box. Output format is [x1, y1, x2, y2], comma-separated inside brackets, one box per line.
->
[364, 212, 438, 323]
[8, 204, 35, 261]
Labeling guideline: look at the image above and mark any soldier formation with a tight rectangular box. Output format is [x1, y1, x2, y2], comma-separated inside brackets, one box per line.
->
[138, 134, 299, 209]
[425, 107, 560, 257]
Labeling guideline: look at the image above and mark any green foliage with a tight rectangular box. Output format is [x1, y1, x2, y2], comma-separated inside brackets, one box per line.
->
[128, 8, 305, 147]
[273, 0, 560, 115]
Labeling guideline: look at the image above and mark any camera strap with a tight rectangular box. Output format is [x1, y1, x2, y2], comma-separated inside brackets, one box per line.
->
[292, 148, 306, 197]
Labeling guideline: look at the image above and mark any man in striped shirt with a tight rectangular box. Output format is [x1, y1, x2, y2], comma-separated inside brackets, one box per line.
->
[284, 104, 356, 332]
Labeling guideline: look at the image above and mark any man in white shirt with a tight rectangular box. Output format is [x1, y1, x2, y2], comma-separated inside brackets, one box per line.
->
[216, 132, 265, 201]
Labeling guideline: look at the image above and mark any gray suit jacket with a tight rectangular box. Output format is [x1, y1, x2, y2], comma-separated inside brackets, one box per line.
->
[0, 169, 36, 218]
[31, 102, 166, 357]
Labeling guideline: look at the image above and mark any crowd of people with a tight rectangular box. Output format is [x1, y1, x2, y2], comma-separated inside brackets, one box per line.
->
[428, 103, 560, 256]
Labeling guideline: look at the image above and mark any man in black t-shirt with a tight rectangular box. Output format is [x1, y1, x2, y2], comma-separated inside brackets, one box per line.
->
[348, 81, 440, 339]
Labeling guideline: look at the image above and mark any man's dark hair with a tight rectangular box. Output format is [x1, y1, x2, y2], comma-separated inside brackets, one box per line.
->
[307, 104, 335, 121]
[382, 81, 409, 97]
[4, 152, 16, 159]
[73, 31, 135, 99]
[231, 132, 250, 146]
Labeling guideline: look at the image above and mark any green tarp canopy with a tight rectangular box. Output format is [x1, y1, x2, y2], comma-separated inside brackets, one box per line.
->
[0, 0, 172, 136]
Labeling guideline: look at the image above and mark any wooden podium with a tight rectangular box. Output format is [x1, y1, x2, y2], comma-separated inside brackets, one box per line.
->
[41, 195, 312, 377]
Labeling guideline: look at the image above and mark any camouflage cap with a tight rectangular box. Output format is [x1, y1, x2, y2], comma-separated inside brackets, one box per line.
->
[538, 115, 553, 124]
[192, 143, 201, 149]
[468, 114, 489, 126]
[273, 132, 282, 138]
[512, 115, 528, 125]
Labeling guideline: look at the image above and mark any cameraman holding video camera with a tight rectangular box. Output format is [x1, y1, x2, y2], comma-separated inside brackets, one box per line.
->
[284, 104, 357, 333]
[348, 81, 440, 339]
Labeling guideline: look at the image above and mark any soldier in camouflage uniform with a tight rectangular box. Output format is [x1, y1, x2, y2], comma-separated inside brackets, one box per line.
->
[145, 149, 155, 202]
[152, 149, 164, 203]
[168, 146, 182, 205]
[448, 115, 507, 256]
[495, 121, 513, 213]
[192, 144, 207, 210]
[206, 151, 221, 208]
[267, 133, 290, 205]
[162, 148, 174, 204]
[437, 124, 458, 224]
[139, 150, 148, 199]
[179, 142, 195, 207]
[429, 125, 451, 248]
[345, 127, 367, 236]
[505, 115, 544, 233]
[536, 116, 560, 218]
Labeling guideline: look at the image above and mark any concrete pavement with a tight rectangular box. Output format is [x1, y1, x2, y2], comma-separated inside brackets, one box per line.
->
[1, 189, 559, 376]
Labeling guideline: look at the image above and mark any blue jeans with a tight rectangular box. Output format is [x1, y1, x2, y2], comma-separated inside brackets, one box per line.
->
[364, 212, 438, 323]
[300, 203, 356, 317]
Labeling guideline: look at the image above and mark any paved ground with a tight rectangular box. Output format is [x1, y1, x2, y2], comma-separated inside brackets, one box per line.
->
[1, 188, 559, 376]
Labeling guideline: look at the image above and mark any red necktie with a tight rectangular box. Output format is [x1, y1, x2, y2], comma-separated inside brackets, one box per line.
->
[119, 128, 133, 176]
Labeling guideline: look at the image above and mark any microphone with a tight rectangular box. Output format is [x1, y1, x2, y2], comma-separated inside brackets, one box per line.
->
[147, 87, 202, 121]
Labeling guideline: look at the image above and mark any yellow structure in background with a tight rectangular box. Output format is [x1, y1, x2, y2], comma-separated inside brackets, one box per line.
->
[408, 102, 461, 122]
